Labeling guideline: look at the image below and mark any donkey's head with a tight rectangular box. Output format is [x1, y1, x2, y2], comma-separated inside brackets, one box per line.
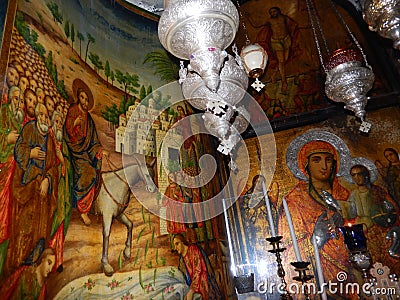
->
[129, 154, 157, 193]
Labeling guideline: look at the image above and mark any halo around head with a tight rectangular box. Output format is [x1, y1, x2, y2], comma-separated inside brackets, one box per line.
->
[72, 78, 94, 110]
[344, 157, 378, 183]
[286, 130, 351, 181]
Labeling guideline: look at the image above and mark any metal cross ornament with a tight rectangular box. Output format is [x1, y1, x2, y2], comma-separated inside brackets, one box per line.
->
[359, 120, 372, 133]
[251, 78, 265, 92]
[206, 100, 228, 118]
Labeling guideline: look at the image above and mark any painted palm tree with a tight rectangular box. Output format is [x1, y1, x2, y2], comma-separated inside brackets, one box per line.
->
[84, 33, 95, 63]
[144, 49, 179, 82]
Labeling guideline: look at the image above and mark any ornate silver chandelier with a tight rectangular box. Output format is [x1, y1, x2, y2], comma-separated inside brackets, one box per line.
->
[306, 0, 375, 133]
[158, 0, 240, 92]
[158, 0, 266, 160]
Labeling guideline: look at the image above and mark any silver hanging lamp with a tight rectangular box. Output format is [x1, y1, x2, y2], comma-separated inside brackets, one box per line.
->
[158, 0, 239, 92]
[158, 0, 253, 162]
[306, 0, 375, 133]
[234, 0, 268, 92]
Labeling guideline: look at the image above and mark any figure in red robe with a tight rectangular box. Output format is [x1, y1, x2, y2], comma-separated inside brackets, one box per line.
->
[63, 79, 108, 226]
[279, 140, 357, 299]
[173, 234, 221, 300]
[165, 171, 186, 235]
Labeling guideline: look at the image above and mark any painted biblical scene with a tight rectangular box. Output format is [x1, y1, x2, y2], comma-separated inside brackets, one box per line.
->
[228, 109, 400, 299]
[0, 0, 233, 299]
[239, 0, 392, 121]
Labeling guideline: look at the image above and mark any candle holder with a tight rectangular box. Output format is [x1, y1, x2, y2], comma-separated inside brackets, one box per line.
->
[290, 261, 314, 300]
[339, 224, 372, 281]
[266, 236, 293, 300]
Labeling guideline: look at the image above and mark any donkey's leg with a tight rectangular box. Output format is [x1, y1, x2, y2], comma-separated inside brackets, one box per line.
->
[116, 212, 133, 260]
[101, 213, 114, 276]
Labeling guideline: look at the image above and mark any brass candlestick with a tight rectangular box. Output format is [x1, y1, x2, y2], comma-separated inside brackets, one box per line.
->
[266, 236, 293, 300]
[291, 261, 314, 300]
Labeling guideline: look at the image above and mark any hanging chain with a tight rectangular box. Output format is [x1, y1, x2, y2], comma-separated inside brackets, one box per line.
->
[311, 0, 331, 57]
[235, 0, 251, 45]
[327, 0, 372, 69]
[305, 0, 328, 73]
[232, 43, 244, 68]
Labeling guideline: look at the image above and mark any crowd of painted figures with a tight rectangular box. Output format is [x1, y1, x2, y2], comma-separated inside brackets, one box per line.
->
[0, 29, 108, 298]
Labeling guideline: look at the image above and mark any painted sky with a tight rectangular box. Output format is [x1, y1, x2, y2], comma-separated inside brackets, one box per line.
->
[53, 0, 166, 88]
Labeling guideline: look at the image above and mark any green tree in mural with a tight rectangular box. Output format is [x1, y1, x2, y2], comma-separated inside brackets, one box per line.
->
[127, 74, 140, 96]
[14, 12, 46, 58]
[29, 30, 39, 46]
[71, 23, 75, 51]
[57, 80, 68, 99]
[119, 95, 136, 114]
[147, 85, 153, 96]
[14, 12, 30, 39]
[64, 20, 70, 41]
[14, 13, 68, 100]
[144, 49, 179, 82]
[84, 33, 95, 63]
[110, 70, 115, 86]
[105, 60, 111, 87]
[88, 52, 104, 74]
[37, 12, 44, 24]
[45, 50, 53, 73]
[100, 93, 137, 128]
[139, 85, 146, 100]
[101, 103, 120, 127]
[139, 85, 158, 107]
[28, 30, 46, 58]
[77, 31, 84, 57]
[48, 56, 56, 83]
[47, 2, 63, 24]
[154, 90, 171, 109]
[115, 69, 140, 100]
[53, 64, 58, 85]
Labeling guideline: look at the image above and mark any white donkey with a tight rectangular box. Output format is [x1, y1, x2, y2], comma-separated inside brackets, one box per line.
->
[96, 155, 156, 276]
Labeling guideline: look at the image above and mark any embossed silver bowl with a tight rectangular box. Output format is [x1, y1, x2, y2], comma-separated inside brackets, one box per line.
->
[325, 48, 375, 120]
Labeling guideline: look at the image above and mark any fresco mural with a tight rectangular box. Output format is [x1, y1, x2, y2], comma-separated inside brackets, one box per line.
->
[1, 0, 400, 299]
[237, 0, 393, 122]
[0, 0, 233, 299]
[228, 108, 400, 299]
